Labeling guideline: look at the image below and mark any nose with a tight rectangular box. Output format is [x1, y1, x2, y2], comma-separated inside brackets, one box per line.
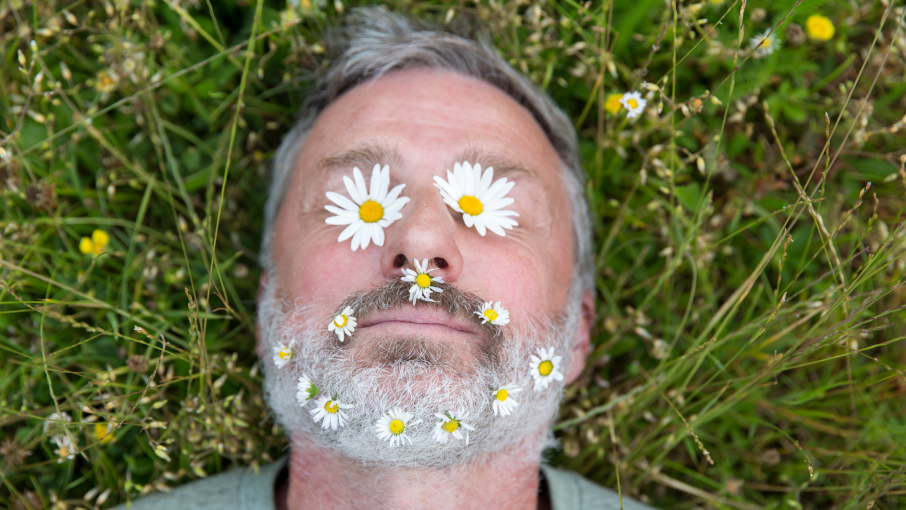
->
[380, 186, 463, 282]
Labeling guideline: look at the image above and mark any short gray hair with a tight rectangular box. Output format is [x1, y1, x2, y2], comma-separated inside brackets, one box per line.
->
[262, 7, 593, 294]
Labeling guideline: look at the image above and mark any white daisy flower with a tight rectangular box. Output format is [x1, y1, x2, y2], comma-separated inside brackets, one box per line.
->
[374, 408, 422, 447]
[433, 161, 519, 237]
[272, 343, 293, 369]
[401, 258, 445, 304]
[491, 383, 523, 417]
[328, 306, 357, 342]
[432, 411, 475, 445]
[325, 164, 410, 251]
[475, 301, 510, 326]
[750, 30, 780, 58]
[619, 91, 647, 119]
[53, 434, 76, 463]
[296, 374, 320, 407]
[529, 346, 564, 391]
[44, 412, 72, 440]
[310, 395, 352, 431]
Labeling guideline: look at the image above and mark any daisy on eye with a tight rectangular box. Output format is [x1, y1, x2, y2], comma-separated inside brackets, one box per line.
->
[310, 394, 352, 431]
[432, 411, 475, 445]
[272, 343, 293, 369]
[325, 164, 410, 251]
[530, 346, 563, 391]
[328, 306, 357, 342]
[375, 408, 421, 447]
[401, 258, 445, 304]
[433, 161, 519, 237]
[296, 374, 320, 407]
[475, 301, 510, 326]
[491, 383, 522, 416]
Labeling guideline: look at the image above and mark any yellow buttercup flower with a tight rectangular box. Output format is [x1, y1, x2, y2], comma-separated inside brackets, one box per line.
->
[806, 15, 834, 41]
[95, 422, 114, 444]
[79, 229, 110, 256]
[605, 93, 622, 114]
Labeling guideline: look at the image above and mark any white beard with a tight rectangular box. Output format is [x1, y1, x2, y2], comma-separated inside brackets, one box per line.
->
[258, 277, 579, 468]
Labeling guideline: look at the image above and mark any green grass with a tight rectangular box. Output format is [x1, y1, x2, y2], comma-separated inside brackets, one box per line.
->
[1, 0, 905, 508]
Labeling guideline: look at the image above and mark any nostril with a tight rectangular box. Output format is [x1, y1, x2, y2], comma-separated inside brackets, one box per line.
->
[394, 254, 407, 268]
[434, 257, 448, 269]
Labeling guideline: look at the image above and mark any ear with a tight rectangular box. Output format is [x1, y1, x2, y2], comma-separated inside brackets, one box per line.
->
[564, 289, 594, 385]
[255, 270, 269, 358]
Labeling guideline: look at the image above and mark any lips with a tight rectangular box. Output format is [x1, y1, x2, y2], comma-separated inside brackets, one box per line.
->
[358, 308, 479, 336]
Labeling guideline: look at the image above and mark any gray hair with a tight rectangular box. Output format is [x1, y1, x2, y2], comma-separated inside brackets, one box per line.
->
[261, 7, 593, 294]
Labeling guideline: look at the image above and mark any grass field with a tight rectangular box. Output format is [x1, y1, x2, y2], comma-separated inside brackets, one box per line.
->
[1, 0, 905, 508]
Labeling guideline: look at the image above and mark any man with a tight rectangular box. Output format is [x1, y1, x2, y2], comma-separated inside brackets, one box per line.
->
[123, 7, 653, 510]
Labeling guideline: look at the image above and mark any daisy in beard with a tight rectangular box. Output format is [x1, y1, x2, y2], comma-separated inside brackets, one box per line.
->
[272, 342, 293, 368]
[432, 411, 475, 445]
[328, 306, 356, 342]
[325, 164, 410, 251]
[296, 374, 320, 407]
[374, 408, 421, 447]
[434, 161, 519, 236]
[475, 301, 510, 326]
[491, 383, 522, 416]
[530, 346, 564, 391]
[401, 258, 444, 304]
[310, 395, 353, 431]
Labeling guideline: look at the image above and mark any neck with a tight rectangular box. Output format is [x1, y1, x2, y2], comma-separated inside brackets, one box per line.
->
[281, 435, 545, 510]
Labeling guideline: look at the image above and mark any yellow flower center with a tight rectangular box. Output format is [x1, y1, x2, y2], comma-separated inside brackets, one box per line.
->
[806, 15, 834, 41]
[415, 273, 432, 288]
[334, 315, 347, 328]
[483, 309, 498, 322]
[496, 389, 508, 401]
[389, 419, 405, 435]
[279, 348, 292, 360]
[458, 196, 483, 216]
[627, 99, 639, 110]
[95, 423, 113, 444]
[538, 360, 554, 376]
[359, 200, 384, 223]
[441, 419, 460, 433]
[605, 94, 622, 114]
[325, 400, 339, 414]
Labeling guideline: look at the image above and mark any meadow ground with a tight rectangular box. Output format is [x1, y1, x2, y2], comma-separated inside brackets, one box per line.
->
[1, 0, 905, 508]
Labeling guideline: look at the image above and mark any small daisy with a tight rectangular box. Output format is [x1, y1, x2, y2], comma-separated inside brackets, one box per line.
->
[374, 408, 422, 447]
[750, 30, 780, 58]
[325, 164, 410, 251]
[53, 435, 76, 463]
[432, 411, 475, 445]
[296, 374, 320, 407]
[475, 301, 510, 326]
[401, 258, 445, 304]
[310, 395, 352, 431]
[433, 161, 519, 237]
[530, 346, 564, 391]
[328, 306, 357, 342]
[272, 343, 293, 369]
[619, 91, 647, 119]
[491, 383, 522, 417]
[44, 412, 72, 439]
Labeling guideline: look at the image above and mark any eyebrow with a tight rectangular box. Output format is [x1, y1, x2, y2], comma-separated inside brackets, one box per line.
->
[316, 143, 404, 174]
[453, 147, 536, 179]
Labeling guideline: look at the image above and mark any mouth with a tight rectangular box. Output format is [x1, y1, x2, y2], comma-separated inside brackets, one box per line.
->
[358, 308, 480, 336]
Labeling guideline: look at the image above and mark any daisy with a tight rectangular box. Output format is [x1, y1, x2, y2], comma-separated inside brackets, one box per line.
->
[272, 343, 293, 369]
[750, 30, 780, 58]
[325, 164, 410, 251]
[619, 91, 647, 120]
[530, 346, 564, 391]
[432, 411, 475, 445]
[296, 374, 320, 407]
[491, 383, 523, 416]
[433, 161, 519, 237]
[44, 412, 72, 438]
[401, 258, 445, 304]
[374, 408, 422, 447]
[310, 395, 353, 431]
[328, 306, 357, 342]
[475, 301, 510, 326]
[53, 434, 76, 463]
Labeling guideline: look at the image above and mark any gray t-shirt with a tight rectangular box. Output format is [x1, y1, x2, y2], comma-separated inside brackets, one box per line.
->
[117, 456, 653, 510]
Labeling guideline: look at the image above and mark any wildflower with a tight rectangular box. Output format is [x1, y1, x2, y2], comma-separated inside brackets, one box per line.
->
[94, 422, 114, 444]
[54, 435, 76, 463]
[433, 161, 519, 237]
[475, 301, 510, 326]
[310, 395, 352, 431]
[296, 374, 320, 406]
[374, 408, 421, 447]
[805, 15, 834, 41]
[491, 383, 522, 416]
[94, 70, 119, 93]
[604, 93, 622, 114]
[530, 347, 564, 391]
[44, 412, 72, 438]
[401, 258, 445, 304]
[432, 411, 474, 445]
[749, 30, 780, 58]
[325, 164, 410, 251]
[328, 306, 356, 342]
[272, 343, 293, 368]
[619, 91, 647, 119]
[79, 229, 109, 256]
